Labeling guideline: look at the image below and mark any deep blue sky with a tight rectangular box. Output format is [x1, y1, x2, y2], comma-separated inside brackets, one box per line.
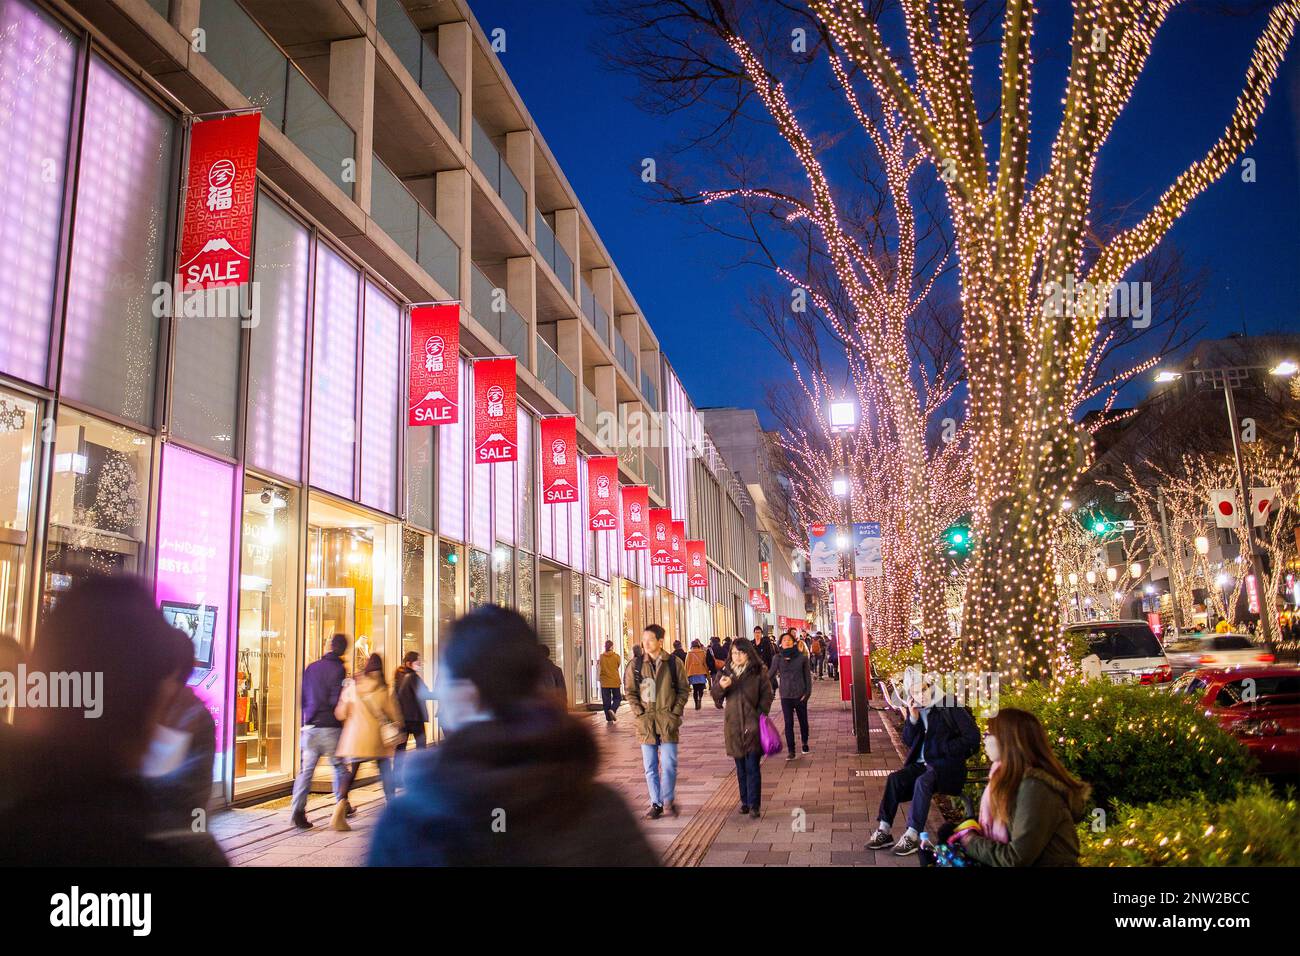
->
[468, 1, 1300, 424]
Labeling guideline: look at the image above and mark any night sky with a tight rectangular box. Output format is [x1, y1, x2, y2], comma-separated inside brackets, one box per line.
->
[468, 1, 1300, 425]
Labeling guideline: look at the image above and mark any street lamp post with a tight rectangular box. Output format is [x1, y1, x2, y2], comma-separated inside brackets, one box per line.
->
[830, 399, 870, 754]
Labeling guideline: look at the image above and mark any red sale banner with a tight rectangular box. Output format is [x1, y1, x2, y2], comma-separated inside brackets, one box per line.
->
[408, 303, 460, 425]
[472, 357, 517, 463]
[621, 485, 650, 550]
[749, 588, 770, 612]
[540, 416, 579, 504]
[588, 456, 619, 531]
[668, 520, 687, 574]
[179, 111, 260, 289]
[686, 540, 708, 588]
[649, 508, 673, 566]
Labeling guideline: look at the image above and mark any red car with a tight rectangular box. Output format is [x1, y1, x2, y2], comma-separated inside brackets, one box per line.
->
[1170, 666, 1300, 775]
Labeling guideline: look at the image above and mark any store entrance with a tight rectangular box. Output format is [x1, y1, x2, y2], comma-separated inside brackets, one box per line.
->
[537, 561, 566, 699]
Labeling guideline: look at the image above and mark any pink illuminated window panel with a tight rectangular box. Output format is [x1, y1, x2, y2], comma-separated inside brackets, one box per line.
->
[360, 282, 400, 514]
[308, 244, 359, 498]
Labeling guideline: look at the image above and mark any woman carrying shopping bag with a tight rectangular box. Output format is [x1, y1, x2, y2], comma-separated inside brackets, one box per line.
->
[710, 638, 775, 819]
[332, 653, 403, 830]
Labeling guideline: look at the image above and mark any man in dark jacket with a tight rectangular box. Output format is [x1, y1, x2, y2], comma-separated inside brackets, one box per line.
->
[393, 651, 431, 784]
[753, 626, 775, 670]
[537, 644, 567, 708]
[772, 633, 813, 758]
[289, 633, 349, 830]
[866, 692, 979, 856]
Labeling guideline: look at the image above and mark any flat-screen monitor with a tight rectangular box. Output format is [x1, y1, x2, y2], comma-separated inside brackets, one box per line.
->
[161, 600, 218, 669]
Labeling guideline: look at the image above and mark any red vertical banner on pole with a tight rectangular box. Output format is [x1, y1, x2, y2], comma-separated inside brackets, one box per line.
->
[748, 588, 770, 613]
[408, 303, 460, 425]
[668, 520, 687, 574]
[179, 111, 260, 289]
[540, 416, 579, 503]
[686, 540, 708, 588]
[621, 486, 650, 550]
[649, 508, 673, 566]
[588, 456, 619, 531]
[472, 357, 517, 463]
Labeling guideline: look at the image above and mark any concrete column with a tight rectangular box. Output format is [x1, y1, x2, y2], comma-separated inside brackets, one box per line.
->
[435, 168, 471, 304]
[617, 313, 641, 378]
[554, 208, 580, 276]
[556, 318, 581, 401]
[591, 267, 614, 327]
[436, 21, 473, 150]
[594, 364, 617, 447]
[507, 256, 536, 367]
[505, 130, 535, 239]
[171, 0, 199, 37]
[328, 37, 375, 211]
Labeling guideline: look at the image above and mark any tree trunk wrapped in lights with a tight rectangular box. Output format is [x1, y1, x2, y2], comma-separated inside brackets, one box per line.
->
[807, 0, 1300, 679]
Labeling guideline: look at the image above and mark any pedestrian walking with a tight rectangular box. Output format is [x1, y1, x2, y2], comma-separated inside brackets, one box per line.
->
[289, 633, 349, 830]
[146, 628, 218, 833]
[672, 639, 687, 667]
[685, 639, 710, 709]
[625, 624, 688, 819]
[331, 653, 402, 830]
[599, 640, 623, 721]
[949, 708, 1090, 867]
[710, 637, 774, 818]
[393, 651, 432, 784]
[810, 633, 826, 679]
[772, 632, 812, 759]
[537, 643, 568, 707]
[824, 632, 838, 680]
[369, 606, 657, 866]
[752, 626, 773, 669]
[706, 635, 726, 674]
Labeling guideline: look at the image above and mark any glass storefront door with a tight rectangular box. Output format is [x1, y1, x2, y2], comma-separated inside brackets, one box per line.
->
[586, 579, 612, 706]
[0, 390, 39, 640]
[235, 478, 298, 796]
[537, 560, 566, 697]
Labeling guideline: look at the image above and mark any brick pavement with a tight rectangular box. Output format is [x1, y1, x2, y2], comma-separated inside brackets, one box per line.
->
[214, 675, 940, 866]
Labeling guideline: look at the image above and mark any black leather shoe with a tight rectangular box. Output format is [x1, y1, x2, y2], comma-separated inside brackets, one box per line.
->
[291, 812, 313, 830]
[645, 804, 664, 820]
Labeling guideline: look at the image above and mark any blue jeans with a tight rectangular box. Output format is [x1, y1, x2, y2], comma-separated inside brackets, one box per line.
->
[735, 752, 762, 808]
[290, 725, 346, 816]
[641, 742, 678, 806]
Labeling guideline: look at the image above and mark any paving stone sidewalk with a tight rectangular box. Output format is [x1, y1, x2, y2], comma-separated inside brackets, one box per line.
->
[215, 673, 940, 866]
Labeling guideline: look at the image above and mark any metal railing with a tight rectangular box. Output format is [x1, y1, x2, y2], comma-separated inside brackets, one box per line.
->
[200, 0, 356, 199]
[370, 156, 460, 297]
[472, 118, 526, 228]
[375, 0, 461, 136]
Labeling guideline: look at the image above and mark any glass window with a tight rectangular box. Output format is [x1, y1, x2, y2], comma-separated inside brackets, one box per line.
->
[0, 0, 77, 386]
[308, 244, 359, 498]
[360, 283, 400, 514]
[401, 528, 430, 666]
[0, 391, 38, 638]
[517, 549, 535, 625]
[406, 424, 434, 530]
[199, 0, 288, 128]
[467, 547, 489, 611]
[516, 410, 534, 552]
[235, 479, 297, 795]
[247, 195, 308, 479]
[62, 57, 175, 425]
[44, 409, 152, 608]
[492, 543, 513, 608]
[494, 458, 514, 547]
[170, 297, 242, 456]
[436, 537, 463, 643]
[436, 358, 467, 542]
[471, 445, 491, 550]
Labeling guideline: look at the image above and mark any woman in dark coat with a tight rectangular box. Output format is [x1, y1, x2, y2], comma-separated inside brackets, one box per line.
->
[772, 632, 812, 759]
[710, 637, 774, 819]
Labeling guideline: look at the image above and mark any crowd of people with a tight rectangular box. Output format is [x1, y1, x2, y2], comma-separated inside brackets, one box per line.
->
[0, 576, 1087, 868]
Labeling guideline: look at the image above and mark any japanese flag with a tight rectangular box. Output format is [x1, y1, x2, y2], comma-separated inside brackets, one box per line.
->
[1250, 487, 1280, 527]
[1209, 489, 1240, 528]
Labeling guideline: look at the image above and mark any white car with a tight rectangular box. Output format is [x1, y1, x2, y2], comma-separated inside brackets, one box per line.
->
[1063, 620, 1173, 686]
[1163, 633, 1274, 673]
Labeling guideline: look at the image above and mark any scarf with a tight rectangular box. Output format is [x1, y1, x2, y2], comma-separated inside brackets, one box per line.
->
[977, 760, 1011, 843]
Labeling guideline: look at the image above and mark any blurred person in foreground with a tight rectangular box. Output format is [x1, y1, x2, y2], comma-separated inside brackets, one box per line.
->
[369, 606, 656, 866]
[145, 627, 218, 834]
[0, 576, 226, 865]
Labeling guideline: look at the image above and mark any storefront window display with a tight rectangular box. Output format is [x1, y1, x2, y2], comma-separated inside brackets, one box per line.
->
[401, 528, 432, 666]
[437, 539, 464, 638]
[492, 543, 514, 609]
[467, 547, 489, 611]
[587, 579, 612, 705]
[305, 495, 400, 677]
[235, 478, 298, 796]
[537, 561, 565, 677]
[44, 409, 152, 610]
[618, 579, 642, 660]
[517, 550, 535, 625]
[570, 571, 585, 706]
[0, 391, 38, 639]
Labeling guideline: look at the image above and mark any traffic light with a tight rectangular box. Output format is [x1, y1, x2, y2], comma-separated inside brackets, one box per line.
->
[1091, 517, 1111, 535]
[944, 525, 970, 555]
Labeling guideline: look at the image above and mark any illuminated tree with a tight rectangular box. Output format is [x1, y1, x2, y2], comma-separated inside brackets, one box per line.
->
[806, 0, 1300, 678]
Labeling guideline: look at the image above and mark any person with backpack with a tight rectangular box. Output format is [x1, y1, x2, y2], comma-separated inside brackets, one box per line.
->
[684, 639, 710, 710]
[810, 633, 825, 679]
[865, 682, 979, 856]
[948, 708, 1090, 866]
[624, 624, 688, 819]
[710, 638, 774, 818]
[772, 632, 812, 759]
[331, 654, 402, 831]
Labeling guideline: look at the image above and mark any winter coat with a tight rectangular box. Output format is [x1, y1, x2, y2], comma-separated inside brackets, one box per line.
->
[710, 664, 774, 758]
[538, 659, 567, 706]
[598, 651, 623, 688]
[963, 767, 1090, 867]
[684, 647, 710, 678]
[393, 665, 430, 727]
[148, 685, 217, 832]
[706, 641, 727, 673]
[368, 703, 658, 866]
[624, 651, 688, 745]
[755, 638, 775, 669]
[900, 704, 979, 794]
[336, 675, 401, 759]
[301, 651, 346, 727]
[772, 648, 812, 700]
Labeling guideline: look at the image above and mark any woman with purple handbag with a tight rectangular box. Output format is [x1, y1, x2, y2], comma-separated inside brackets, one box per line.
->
[710, 638, 776, 818]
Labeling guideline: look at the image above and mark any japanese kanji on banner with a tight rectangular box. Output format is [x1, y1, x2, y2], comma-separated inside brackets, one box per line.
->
[621, 486, 650, 550]
[179, 111, 260, 289]
[408, 303, 460, 425]
[748, 588, 770, 613]
[686, 540, 708, 589]
[649, 508, 674, 566]
[540, 416, 579, 503]
[588, 456, 619, 531]
[472, 357, 517, 464]
[668, 520, 687, 574]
